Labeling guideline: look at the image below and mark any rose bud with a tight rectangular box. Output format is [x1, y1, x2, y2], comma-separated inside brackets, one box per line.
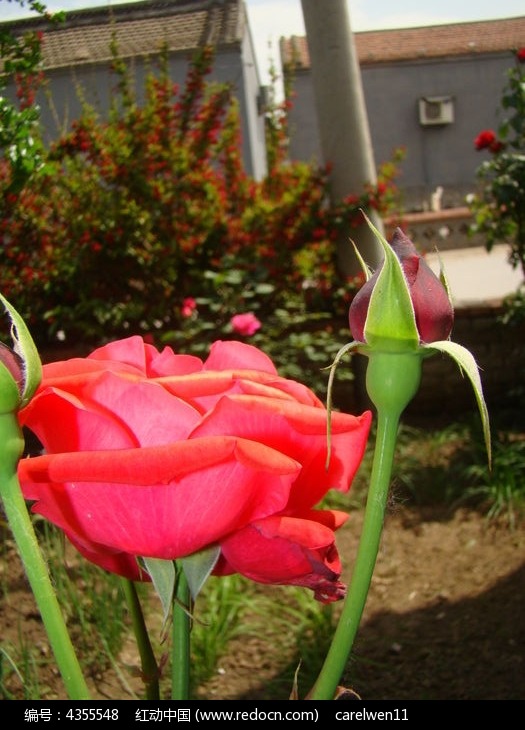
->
[0, 342, 24, 389]
[349, 228, 454, 347]
[0, 293, 42, 413]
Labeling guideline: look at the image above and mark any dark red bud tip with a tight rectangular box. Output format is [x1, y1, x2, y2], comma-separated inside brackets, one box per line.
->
[349, 228, 454, 345]
[349, 273, 376, 343]
[0, 342, 25, 393]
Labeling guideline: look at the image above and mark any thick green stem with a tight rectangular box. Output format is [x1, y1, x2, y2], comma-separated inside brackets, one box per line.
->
[309, 408, 400, 699]
[122, 579, 160, 700]
[0, 414, 90, 699]
[310, 352, 422, 700]
[171, 569, 191, 700]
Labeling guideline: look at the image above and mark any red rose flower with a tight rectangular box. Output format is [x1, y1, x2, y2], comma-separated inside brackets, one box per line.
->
[18, 337, 371, 602]
[474, 129, 503, 153]
[516, 48, 525, 63]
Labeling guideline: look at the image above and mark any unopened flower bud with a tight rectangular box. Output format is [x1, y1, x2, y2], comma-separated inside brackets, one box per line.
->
[0, 343, 25, 413]
[0, 293, 42, 412]
[349, 228, 454, 346]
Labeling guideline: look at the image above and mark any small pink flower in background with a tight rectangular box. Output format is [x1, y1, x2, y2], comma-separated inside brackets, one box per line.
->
[181, 297, 197, 318]
[230, 312, 261, 336]
[516, 48, 525, 63]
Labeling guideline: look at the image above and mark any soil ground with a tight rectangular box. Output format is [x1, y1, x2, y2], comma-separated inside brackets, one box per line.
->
[1, 503, 524, 701]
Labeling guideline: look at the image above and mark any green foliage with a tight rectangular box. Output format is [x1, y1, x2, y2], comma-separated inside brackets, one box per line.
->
[191, 575, 258, 691]
[469, 49, 525, 277]
[0, 42, 402, 349]
[500, 281, 525, 326]
[0, 19, 44, 194]
[0, 635, 42, 700]
[0, 3, 65, 196]
[461, 430, 525, 528]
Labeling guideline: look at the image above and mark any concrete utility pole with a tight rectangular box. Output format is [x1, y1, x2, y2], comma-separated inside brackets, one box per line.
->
[300, 0, 383, 275]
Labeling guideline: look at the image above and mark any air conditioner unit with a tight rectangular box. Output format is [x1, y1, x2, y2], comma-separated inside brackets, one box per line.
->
[418, 96, 454, 126]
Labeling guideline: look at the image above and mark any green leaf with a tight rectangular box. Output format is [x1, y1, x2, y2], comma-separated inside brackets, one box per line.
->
[141, 557, 176, 625]
[180, 544, 221, 601]
[0, 292, 42, 407]
[361, 214, 419, 351]
[423, 340, 491, 467]
[254, 282, 275, 295]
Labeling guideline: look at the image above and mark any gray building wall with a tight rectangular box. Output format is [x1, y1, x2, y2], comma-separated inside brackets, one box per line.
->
[15, 38, 267, 179]
[287, 52, 514, 210]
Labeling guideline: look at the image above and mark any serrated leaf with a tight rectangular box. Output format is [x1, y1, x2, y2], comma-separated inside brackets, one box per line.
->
[140, 557, 176, 625]
[0, 292, 42, 406]
[424, 340, 491, 467]
[180, 545, 221, 601]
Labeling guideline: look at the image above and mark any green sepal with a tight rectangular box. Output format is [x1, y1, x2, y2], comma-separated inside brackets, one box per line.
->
[140, 557, 176, 626]
[436, 250, 454, 310]
[0, 292, 42, 407]
[325, 340, 363, 468]
[422, 340, 491, 467]
[350, 240, 373, 281]
[361, 215, 419, 352]
[0, 361, 22, 414]
[180, 544, 221, 601]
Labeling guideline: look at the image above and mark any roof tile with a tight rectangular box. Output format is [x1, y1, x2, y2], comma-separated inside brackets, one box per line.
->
[4, 0, 244, 69]
[280, 16, 525, 68]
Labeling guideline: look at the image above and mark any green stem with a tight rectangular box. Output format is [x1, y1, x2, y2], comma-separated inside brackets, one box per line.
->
[122, 579, 160, 700]
[0, 414, 90, 699]
[310, 352, 422, 700]
[309, 407, 400, 699]
[171, 569, 191, 700]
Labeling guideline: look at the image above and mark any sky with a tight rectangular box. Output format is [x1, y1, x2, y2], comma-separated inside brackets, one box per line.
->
[1, 0, 524, 85]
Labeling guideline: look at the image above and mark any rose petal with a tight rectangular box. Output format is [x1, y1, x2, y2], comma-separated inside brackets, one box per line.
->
[156, 370, 324, 412]
[218, 513, 347, 602]
[67, 532, 147, 581]
[204, 340, 277, 374]
[20, 371, 201, 451]
[191, 395, 372, 509]
[19, 437, 301, 559]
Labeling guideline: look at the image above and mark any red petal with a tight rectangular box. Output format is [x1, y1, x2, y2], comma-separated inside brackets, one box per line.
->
[19, 437, 300, 560]
[88, 336, 203, 376]
[67, 532, 148, 581]
[219, 514, 347, 602]
[20, 371, 200, 452]
[191, 395, 371, 509]
[204, 340, 278, 374]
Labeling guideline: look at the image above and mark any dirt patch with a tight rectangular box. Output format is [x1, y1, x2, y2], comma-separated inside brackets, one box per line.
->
[199, 507, 525, 701]
[1, 506, 524, 700]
